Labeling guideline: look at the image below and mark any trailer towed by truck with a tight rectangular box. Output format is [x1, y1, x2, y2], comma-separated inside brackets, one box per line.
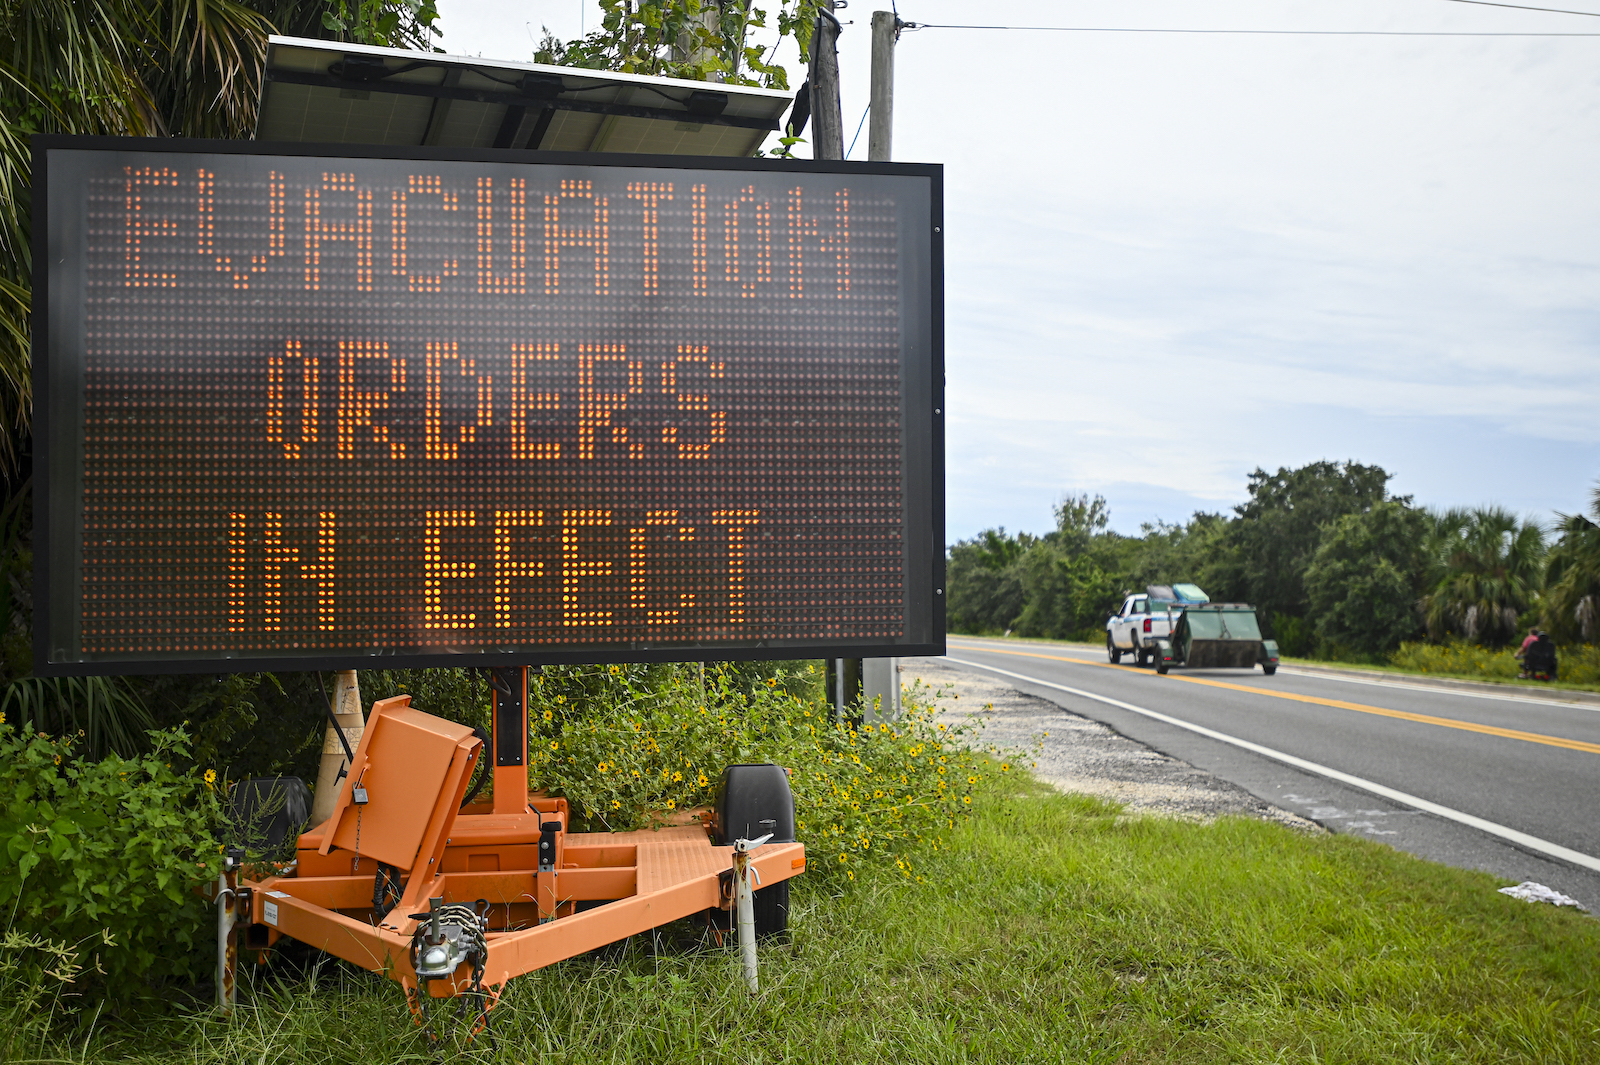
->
[1107, 584, 1280, 676]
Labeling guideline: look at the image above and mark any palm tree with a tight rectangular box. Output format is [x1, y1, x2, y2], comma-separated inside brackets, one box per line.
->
[1543, 480, 1600, 644]
[0, 0, 440, 475]
[1421, 506, 1546, 647]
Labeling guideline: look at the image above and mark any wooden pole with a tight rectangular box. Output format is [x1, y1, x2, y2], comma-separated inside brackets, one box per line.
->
[809, 8, 845, 160]
[310, 670, 363, 825]
[868, 10, 895, 162]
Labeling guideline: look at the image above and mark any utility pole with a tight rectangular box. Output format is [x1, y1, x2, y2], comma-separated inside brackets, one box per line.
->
[859, 10, 901, 721]
[868, 10, 895, 162]
[676, 0, 728, 82]
[809, 5, 845, 159]
[816, 3, 846, 712]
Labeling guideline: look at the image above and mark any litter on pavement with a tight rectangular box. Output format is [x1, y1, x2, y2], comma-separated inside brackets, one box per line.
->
[1497, 882, 1587, 910]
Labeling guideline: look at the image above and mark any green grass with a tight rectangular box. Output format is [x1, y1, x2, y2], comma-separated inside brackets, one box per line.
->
[18, 780, 1599, 1064]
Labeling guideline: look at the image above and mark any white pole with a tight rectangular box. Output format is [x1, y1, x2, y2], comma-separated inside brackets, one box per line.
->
[215, 850, 240, 1012]
[733, 838, 759, 992]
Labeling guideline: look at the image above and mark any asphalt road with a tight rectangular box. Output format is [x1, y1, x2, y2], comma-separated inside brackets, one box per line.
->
[938, 636, 1600, 909]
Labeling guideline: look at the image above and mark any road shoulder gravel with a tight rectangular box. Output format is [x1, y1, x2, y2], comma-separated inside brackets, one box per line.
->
[903, 656, 1318, 831]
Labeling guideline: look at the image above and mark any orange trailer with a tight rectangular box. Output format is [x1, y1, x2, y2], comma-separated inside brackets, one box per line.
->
[218, 666, 805, 1036]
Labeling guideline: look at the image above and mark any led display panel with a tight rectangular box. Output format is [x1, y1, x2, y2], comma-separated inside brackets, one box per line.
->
[35, 138, 943, 673]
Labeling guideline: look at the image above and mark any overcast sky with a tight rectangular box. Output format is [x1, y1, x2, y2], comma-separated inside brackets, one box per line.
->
[433, 0, 1600, 540]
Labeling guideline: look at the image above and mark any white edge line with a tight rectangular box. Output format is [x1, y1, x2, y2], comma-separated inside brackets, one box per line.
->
[945, 656, 1600, 875]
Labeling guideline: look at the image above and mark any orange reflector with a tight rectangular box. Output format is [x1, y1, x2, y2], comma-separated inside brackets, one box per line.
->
[792, 858, 806, 869]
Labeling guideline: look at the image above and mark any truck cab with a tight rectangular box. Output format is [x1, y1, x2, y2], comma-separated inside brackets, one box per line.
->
[1106, 584, 1207, 666]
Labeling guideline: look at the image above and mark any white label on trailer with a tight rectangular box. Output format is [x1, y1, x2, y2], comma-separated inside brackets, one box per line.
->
[264, 890, 289, 928]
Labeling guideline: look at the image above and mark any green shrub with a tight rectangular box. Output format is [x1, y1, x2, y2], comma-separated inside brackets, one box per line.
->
[523, 662, 1007, 882]
[1390, 640, 1600, 686]
[0, 720, 223, 1002]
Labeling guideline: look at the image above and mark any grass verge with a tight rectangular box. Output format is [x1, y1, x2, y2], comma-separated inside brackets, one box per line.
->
[18, 778, 1599, 1064]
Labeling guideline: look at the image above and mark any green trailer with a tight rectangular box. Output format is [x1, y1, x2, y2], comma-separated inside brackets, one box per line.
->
[1150, 604, 1279, 676]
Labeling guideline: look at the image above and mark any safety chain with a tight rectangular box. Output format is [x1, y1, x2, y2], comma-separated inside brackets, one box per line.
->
[408, 902, 494, 1051]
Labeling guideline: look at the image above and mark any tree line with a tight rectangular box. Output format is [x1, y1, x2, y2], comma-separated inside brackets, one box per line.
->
[946, 461, 1600, 659]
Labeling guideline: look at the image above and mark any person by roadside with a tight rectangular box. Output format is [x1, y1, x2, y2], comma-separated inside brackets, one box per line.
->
[1515, 627, 1539, 678]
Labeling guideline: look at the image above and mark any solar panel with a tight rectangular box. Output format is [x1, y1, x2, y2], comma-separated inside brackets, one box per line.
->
[257, 36, 795, 157]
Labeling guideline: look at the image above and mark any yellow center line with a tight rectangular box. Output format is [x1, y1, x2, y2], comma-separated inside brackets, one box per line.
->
[945, 641, 1600, 757]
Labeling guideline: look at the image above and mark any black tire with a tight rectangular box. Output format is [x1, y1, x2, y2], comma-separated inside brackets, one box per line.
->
[1262, 665, 1276, 676]
[752, 879, 789, 939]
[1134, 645, 1149, 668]
[1107, 634, 1122, 664]
[1156, 659, 1169, 675]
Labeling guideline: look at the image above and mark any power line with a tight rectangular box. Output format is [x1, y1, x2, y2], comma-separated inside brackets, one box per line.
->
[900, 24, 1600, 37]
[1439, 0, 1600, 16]
[846, 103, 870, 159]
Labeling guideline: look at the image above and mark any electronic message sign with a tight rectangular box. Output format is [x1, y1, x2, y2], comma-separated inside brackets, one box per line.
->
[34, 138, 943, 673]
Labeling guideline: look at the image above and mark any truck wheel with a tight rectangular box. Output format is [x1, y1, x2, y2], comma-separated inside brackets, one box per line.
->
[1106, 634, 1122, 664]
[1134, 645, 1149, 668]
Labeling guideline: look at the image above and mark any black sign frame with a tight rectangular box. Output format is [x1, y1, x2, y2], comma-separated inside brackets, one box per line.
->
[32, 135, 944, 675]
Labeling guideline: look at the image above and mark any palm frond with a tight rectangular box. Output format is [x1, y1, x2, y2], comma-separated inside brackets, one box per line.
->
[2, 675, 155, 758]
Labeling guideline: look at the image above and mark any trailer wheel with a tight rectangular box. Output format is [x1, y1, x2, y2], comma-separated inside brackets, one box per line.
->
[1106, 634, 1122, 664]
[715, 763, 796, 941]
[1156, 658, 1169, 675]
[1262, 665, 1277, 676]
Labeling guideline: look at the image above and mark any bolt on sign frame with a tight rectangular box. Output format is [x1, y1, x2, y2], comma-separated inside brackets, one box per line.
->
[32, 137, 944, 675]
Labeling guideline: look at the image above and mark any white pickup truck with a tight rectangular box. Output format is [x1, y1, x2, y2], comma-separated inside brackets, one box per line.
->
[1106, 584, 1208, 667]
